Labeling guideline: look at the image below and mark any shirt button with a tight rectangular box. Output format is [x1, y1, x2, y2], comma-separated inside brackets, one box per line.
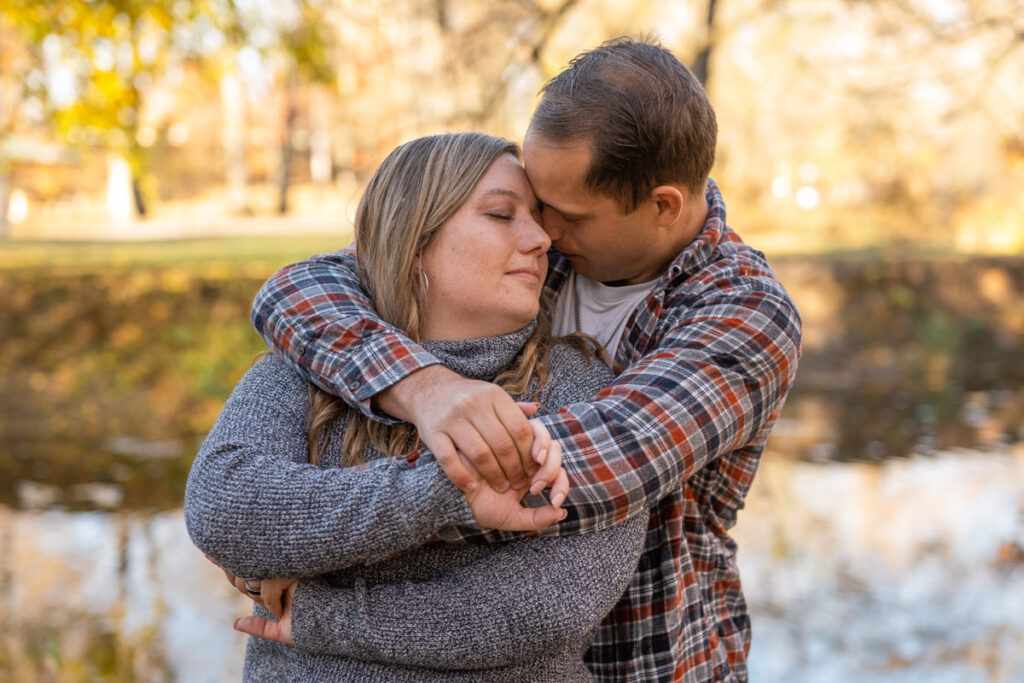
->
[348, 380, 360, 391]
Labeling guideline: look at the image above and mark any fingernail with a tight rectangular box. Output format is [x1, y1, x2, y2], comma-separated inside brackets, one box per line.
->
[560, 510, 568, 520]
[465, 481, 478, 493]
[233, 619, 241, 631]
[530, 481, 544, 495]
[534, 448, 547, 465]
[496, 482, 509, 493]
[514, 477, 529, 489]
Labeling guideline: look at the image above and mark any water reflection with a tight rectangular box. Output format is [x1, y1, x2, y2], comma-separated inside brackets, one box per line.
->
[736, 446, 1024, 682]
[2, 449, 1021, 681]
[0, 508, 246, 682]
[768, 258, 1024, 462]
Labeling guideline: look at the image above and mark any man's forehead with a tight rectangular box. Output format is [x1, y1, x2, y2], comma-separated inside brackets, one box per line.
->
[523, 139, 591, 204]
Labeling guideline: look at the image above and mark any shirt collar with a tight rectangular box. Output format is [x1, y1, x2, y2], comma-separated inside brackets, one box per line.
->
[663, 177, 728, 288]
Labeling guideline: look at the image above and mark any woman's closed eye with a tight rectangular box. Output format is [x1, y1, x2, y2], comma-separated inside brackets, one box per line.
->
[485, 211, 513, 221]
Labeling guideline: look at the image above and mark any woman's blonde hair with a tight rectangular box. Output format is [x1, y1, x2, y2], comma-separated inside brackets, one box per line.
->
[308, 132, 575, 466]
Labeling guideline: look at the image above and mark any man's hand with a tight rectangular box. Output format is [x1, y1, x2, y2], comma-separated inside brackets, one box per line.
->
[464, 430, 568, 531]
[377, 365, 545, 494]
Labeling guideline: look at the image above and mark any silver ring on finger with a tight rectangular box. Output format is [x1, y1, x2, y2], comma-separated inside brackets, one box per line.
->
[244, 580, 261, 596]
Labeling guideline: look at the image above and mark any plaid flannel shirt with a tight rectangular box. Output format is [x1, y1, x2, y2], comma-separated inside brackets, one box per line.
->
[251, 179, 801, 682]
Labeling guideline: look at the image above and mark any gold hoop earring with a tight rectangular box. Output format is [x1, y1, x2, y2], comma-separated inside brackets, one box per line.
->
[419, 270, 430, 293]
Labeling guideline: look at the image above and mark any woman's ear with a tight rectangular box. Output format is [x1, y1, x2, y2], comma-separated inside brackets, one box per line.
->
[650, 185, 685, 227]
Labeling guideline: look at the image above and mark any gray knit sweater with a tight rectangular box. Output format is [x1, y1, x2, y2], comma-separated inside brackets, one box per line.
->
[185, 324, 648, 681]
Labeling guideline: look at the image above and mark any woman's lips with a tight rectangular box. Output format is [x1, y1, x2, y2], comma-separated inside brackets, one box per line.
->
[506, 268, 542, 284]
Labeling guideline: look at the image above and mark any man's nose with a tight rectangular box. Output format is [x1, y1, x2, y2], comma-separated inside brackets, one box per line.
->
[540, 207, 563, 241]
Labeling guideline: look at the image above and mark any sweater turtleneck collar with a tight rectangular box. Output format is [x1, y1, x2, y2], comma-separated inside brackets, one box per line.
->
[420, 320, 536, 382]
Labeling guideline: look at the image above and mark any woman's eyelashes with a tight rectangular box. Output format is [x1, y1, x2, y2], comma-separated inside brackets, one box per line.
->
[484, 205, 514, 221]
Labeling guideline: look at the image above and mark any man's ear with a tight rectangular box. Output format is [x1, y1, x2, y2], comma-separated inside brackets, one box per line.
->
[650, 185, 685, 227]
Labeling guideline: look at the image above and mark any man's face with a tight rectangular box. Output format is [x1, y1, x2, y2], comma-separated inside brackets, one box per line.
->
[523, 134, 663, 285]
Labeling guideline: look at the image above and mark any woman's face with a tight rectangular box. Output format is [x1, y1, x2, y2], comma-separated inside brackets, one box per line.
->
[418, 153, 550, 341]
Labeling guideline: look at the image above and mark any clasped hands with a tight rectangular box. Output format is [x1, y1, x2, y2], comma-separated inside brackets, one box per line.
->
[216, 365, 569, 644]
[380, 364, 570, 531]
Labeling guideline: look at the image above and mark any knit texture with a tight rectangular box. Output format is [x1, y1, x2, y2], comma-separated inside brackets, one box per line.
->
[186, 324, 647, 681]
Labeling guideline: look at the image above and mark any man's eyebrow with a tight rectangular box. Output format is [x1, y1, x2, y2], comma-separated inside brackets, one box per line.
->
[539, 199, 585, 220]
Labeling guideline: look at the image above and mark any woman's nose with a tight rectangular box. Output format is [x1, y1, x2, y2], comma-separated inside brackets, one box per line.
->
[522, 214, 552, 253]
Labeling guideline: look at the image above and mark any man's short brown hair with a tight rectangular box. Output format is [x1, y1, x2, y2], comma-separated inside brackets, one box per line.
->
[529, 37, 717, 213]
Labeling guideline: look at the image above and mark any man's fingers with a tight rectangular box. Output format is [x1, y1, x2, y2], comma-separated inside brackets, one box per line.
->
[424, 432, 478, 494]
[447, 420, 512, 492]
[466, 409, 530, 490]
[494, 399, 538, 480]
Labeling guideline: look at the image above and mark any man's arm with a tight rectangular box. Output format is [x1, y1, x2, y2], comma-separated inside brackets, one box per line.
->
[252, 248, 537, 492]
[452, 282, 802, 542]
[254, 250, 801, 539]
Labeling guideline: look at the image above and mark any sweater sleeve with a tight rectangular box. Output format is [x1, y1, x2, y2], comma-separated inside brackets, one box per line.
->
[184, 356, 475, 579]
[289, 511, 648, 668]
[285, 344, 634, 667]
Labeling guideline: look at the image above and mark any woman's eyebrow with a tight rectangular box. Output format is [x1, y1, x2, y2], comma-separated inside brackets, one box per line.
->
[481, 188, 521, 200]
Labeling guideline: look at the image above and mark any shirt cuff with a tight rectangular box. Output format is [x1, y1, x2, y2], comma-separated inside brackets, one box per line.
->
[332, 334, 443, 423]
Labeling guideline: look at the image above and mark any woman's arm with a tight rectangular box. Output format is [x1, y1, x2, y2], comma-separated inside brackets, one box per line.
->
[284, 511, 648, 669]
[230, 346, 639, 668]
[184, 355, 475, 579]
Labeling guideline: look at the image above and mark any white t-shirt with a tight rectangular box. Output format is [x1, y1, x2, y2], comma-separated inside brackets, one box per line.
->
[552, 272, 655, 359]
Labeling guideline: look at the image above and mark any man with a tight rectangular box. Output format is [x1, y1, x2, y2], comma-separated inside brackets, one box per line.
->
[251, 38, 800, 682]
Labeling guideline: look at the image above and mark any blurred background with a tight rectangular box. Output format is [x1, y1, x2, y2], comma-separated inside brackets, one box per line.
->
[1, 0, 1023, 680]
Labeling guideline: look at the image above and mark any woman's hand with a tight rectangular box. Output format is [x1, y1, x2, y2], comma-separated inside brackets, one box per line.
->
[205, 555, 298, 621]
[463, 419, 569, 531]
[234, 579, 298, 645]
[524, 417, 568, 507]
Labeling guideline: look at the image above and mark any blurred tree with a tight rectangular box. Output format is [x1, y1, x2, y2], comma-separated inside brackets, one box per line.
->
[433, 0, 583, 129]
[5, 0, 243, 219]
[0, 17, 13, 240]
[230, 0, 336, 214]
[691, 0, 719, 86]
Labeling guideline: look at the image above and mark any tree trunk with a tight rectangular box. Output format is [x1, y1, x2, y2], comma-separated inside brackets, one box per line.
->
[692, 0, 719, 87]
[0, 173, 10, 241]
[131, 175, 147, 217]
[106, 154, 134, 224]
[309, 84, 332, 185]
[277, 72, 297, 215]
[221, 65, 249, 213]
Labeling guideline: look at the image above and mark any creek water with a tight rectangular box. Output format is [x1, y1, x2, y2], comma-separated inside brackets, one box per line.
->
[3, 448, 1022, 681]
[2, 255, 1023, 680]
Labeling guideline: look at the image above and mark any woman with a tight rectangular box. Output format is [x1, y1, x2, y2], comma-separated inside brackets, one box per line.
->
[185, 133, 647, 681]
